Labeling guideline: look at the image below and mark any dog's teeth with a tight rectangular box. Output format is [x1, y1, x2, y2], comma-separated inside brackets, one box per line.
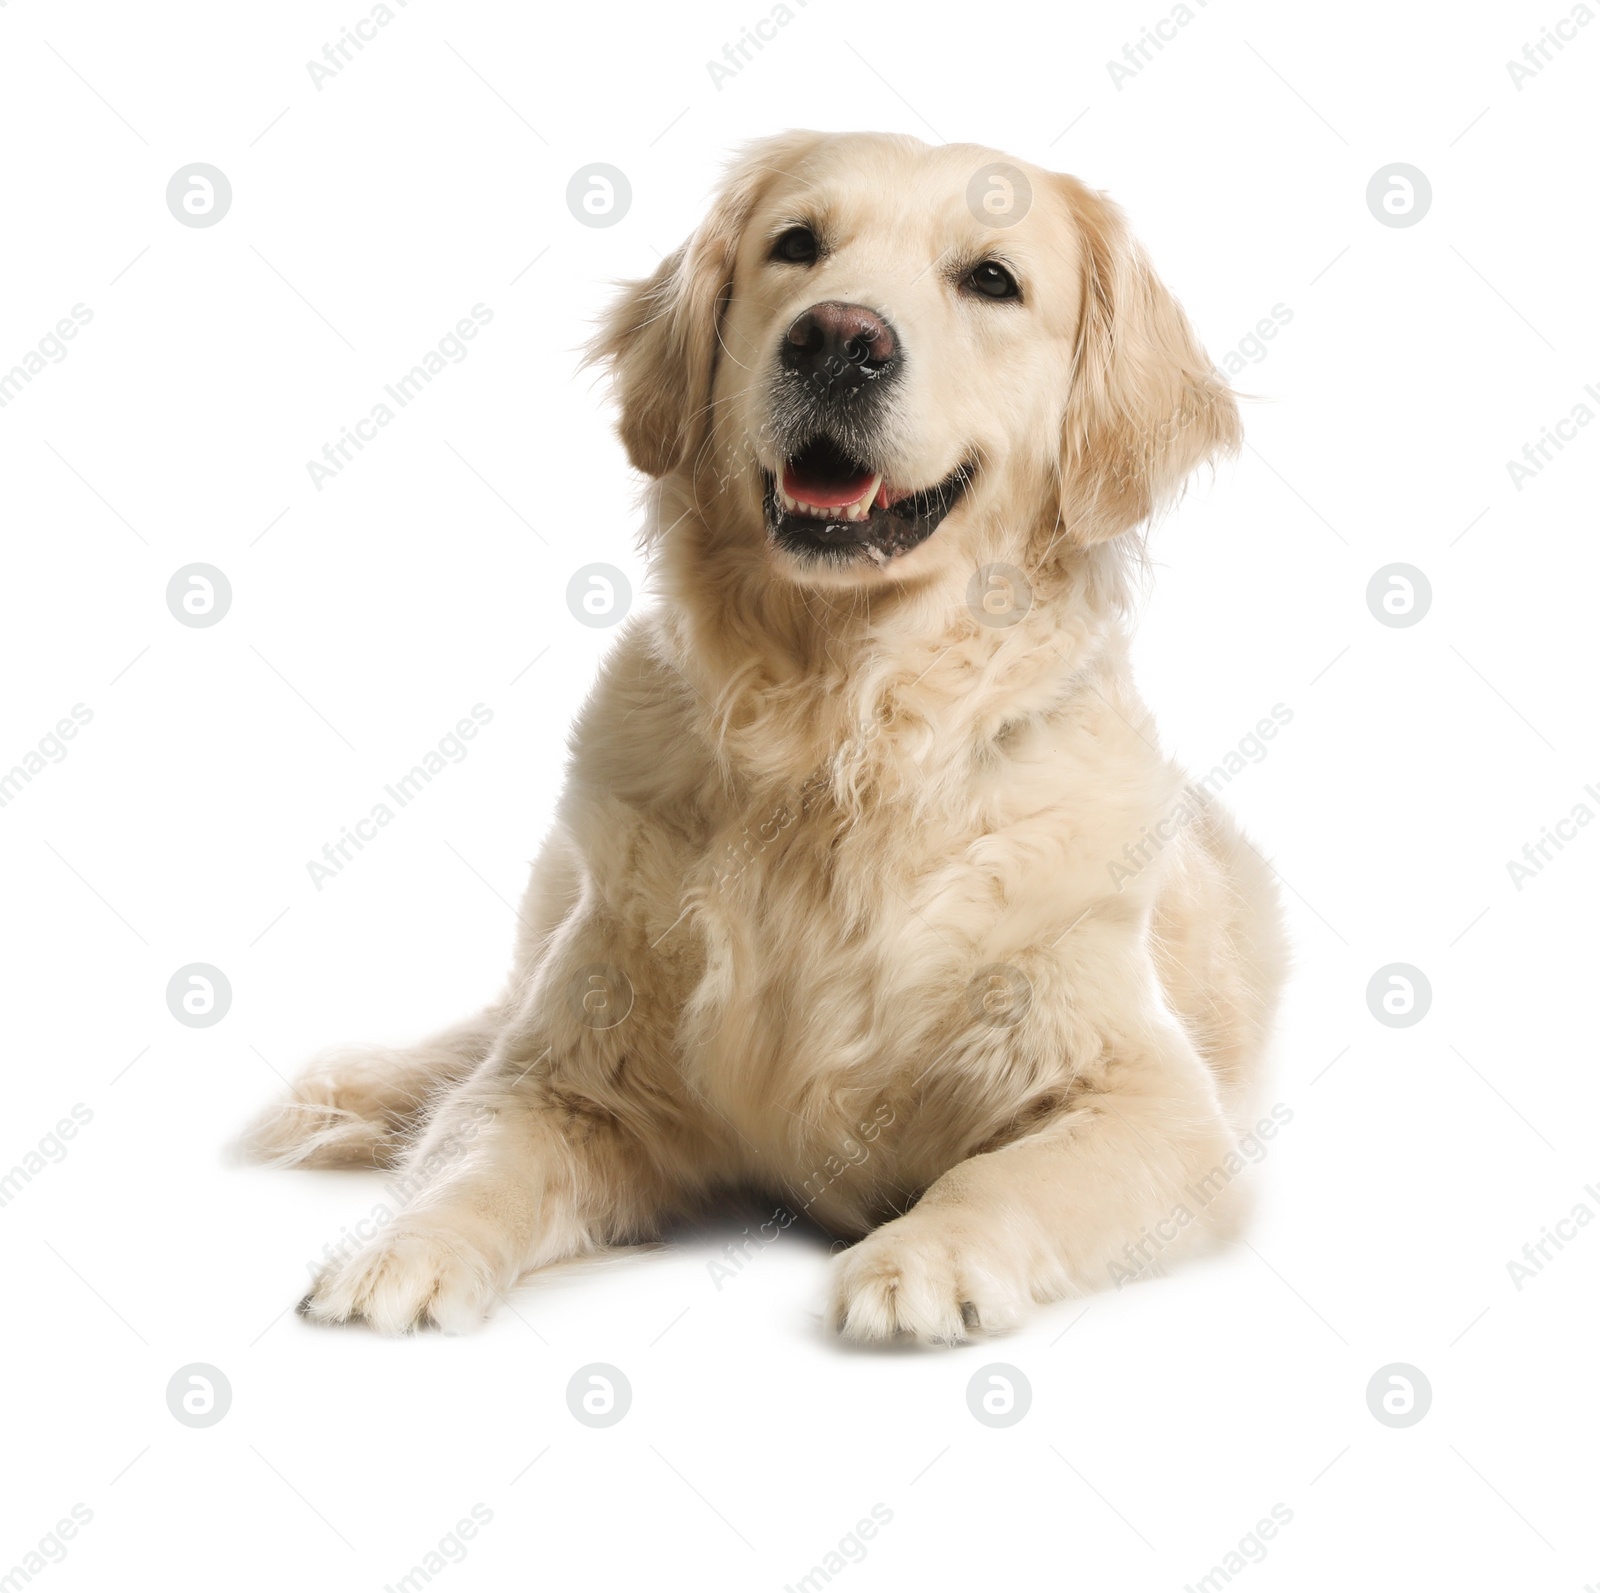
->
[845, 476, 881, 522]
[778, 472, 883, 524]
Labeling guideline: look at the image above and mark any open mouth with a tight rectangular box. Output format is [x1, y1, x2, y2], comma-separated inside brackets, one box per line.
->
[763, 435, 971, 564]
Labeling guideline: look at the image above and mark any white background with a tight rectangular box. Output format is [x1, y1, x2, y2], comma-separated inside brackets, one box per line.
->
[2, 0, 1597, 1588]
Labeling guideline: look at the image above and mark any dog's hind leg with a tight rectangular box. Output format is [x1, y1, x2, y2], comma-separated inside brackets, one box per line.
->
[240, 1007, 503, 1169]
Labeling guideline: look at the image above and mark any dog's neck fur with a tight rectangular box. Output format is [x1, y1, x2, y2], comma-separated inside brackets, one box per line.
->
[648, 476, 1135, 814]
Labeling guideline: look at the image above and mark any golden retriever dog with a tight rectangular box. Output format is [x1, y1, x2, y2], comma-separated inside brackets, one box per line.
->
[245, 130, 1286, 1342]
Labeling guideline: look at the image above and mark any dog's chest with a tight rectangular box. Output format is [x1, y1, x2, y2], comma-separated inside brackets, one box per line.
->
[677, 782, 1040, 1205]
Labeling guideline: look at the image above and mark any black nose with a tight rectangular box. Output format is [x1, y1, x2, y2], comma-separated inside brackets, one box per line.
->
[781, 301, 898, 396]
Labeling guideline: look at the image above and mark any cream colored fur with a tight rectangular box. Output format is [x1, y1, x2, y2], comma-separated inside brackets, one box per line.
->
[244, 131, 1286, 1342]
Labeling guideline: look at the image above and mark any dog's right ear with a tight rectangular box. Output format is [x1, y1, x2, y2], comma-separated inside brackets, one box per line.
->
[586, 239, 723, 481]
[586, 131, 822, 480]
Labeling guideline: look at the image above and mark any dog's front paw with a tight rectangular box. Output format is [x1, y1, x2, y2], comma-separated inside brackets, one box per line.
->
[828, 1215, 1028, 1345]
[301, 1219, 507, 1335]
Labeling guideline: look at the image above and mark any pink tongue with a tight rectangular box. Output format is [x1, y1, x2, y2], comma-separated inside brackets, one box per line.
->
[783, 461, 875, 509]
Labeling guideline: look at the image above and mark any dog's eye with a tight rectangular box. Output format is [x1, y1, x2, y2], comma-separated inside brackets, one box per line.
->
[965, 261, 1021, 301]
[772, 226, 820, 265]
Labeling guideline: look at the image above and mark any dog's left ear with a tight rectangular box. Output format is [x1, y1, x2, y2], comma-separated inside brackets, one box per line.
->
[1053, 175, 1240, 543]
[587, 131, 823, 479]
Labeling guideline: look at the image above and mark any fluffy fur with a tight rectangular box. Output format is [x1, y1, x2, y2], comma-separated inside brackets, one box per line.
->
[245, 131, 1285, 1342]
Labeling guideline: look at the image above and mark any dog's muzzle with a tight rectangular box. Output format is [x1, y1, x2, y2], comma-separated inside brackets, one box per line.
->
[762, 302, 970, 565]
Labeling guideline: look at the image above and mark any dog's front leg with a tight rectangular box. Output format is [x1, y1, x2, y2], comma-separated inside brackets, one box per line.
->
[301, 948, 688, 1333]
[829, 1023, 1241, 1343]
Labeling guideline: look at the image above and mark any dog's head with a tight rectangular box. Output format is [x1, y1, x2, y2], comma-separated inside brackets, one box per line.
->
[592, 131, 1237, 590]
